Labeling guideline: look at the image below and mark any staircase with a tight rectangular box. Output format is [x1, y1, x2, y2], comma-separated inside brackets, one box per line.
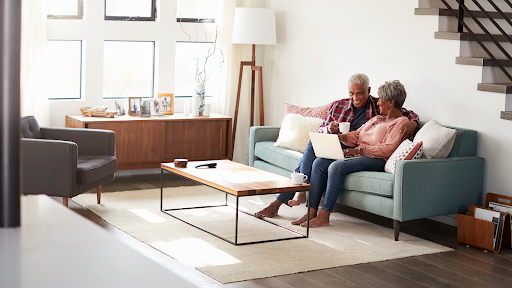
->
[416, 0, 512, 120]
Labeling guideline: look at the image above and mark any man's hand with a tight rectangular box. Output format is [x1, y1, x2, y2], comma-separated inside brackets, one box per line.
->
[338, 133, 348, 143]
[399, 121, 418, 141]
[328, 121, 339, 134]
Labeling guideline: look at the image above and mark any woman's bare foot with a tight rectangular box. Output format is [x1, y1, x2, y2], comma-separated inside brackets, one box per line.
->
[291, 208, 317, 225]
[288, 192, 307, 206]
[301, 209, 330, 228]
[254, 200, 282, 218]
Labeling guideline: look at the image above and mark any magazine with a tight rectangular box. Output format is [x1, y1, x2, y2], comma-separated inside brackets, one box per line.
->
[488, 201, 512, 233]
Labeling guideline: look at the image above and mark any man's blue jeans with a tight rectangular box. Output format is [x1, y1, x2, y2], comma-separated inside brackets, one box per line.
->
[309, 157, 386, 212]
[276, 140, 353, 206]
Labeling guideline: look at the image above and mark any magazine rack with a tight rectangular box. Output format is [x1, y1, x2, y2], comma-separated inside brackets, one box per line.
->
[457, 193, 512, 253]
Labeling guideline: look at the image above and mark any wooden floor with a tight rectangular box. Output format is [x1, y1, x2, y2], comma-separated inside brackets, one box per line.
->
[59, 173, 512, 288]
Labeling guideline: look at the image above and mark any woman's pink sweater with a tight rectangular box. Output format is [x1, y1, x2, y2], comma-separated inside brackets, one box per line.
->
[343, 116, 408, 161]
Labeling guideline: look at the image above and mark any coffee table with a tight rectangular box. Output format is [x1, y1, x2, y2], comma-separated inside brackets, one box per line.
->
[160, 160, 311, 245]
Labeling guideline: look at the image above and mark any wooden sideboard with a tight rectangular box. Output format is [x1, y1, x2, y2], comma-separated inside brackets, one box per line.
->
[66, 113, 232, 170]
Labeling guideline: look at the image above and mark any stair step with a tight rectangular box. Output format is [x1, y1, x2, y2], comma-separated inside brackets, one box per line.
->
[415, 8, 512, 19]
[456, 57, 512, 67]
[435, 31, 512, 42]
[477, 83, 512, 93]
[501, 111, 512, 120]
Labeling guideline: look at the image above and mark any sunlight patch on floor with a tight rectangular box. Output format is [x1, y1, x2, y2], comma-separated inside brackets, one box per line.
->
[129, 209, 167, 223]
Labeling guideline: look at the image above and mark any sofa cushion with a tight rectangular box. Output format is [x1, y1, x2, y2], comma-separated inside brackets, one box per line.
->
[20, 116, 43, 139]
[414, 119, 456, 159]
[255, 141, 302, 172]
[274, 113, 324, 153]
[77, 155, 117, 184]
[344, 171, 395, 198]
[384, 140, 423, 174]
[284, 102, 331, 119]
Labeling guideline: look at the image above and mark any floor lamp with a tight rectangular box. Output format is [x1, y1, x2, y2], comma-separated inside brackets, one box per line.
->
[231, 8, 276, 154]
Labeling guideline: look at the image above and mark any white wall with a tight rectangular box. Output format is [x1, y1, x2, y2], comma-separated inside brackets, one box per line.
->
[260, 0, 512, 199]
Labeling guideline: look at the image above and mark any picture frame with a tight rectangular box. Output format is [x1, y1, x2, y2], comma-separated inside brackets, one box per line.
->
[150, 98, 163, 116]
[115, 100, 126, 116]
[158, 93, 173, 115]
[129, 97, 141, 116]
[140, 99, 151, 117]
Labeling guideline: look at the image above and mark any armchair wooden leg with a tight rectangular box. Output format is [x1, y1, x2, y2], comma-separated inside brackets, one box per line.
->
[393, 220, 401, 241]
[97, 186, 101, 204]
[63, 197, 68, 207]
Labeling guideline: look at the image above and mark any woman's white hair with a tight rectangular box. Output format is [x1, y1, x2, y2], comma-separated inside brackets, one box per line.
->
[348, 73, 370, 90]
[378, 80, 407, 108]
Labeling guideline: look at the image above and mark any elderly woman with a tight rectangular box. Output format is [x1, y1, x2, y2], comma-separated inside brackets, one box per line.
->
[292, 80, 410, 228]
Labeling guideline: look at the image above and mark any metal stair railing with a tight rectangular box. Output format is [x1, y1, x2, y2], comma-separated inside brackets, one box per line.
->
[440, 0, 512, 82]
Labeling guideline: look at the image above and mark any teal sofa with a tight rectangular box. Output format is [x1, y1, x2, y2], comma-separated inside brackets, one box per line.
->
[249, 123, 485, 240]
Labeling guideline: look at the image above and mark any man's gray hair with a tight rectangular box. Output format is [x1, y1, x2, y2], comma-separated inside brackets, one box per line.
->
[378, 80, 406, 108]
[348, 73, 370, 90]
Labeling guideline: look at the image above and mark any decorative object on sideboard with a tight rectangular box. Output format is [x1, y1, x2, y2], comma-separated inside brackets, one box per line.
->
[204, 104, 211, 117]
[141, 99, 151, 117]
[192, 95, 200, 117]
[158, 93, 174, 115]
[150, 98, 163, 116]
[195, 82, 206, 115]
[129, 97, 141, 116]
[231, 7, 277, 152]
[115, 100, 126, 116]
[183, 98, 190, 116]
[80, 106, 118, 118]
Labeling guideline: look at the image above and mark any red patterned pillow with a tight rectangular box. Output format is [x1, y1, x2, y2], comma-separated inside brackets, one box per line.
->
[384, 140, 423, 174]
[284, 102, 331, 119]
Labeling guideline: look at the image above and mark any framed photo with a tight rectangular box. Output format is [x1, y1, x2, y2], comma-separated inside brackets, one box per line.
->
[129, 97, 141, 116]
[158, 93, 173, 115]
[140, 99, 151, 117]
[151, 98, 163, 116]
[115, 100, 126, 116]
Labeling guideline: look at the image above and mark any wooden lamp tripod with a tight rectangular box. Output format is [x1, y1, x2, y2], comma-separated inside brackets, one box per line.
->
[231, 7, 276, 154]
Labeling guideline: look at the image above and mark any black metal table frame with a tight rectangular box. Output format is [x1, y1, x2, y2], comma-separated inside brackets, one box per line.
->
[160, 168, 310, 246]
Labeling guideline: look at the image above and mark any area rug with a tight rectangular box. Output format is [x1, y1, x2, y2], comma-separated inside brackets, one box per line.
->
[73, 186, 451, 283]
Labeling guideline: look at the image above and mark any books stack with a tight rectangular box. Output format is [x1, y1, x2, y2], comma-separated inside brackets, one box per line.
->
[474, 208, 503, 251]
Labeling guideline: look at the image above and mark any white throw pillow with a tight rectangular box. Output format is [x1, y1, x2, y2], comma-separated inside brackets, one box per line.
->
[384, 140, 423, 174]
[413, 119, 457, 159]
[274, 113, 324, 153]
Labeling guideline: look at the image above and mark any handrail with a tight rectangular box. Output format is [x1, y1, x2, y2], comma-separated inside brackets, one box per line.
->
[440, 0, 512, 82]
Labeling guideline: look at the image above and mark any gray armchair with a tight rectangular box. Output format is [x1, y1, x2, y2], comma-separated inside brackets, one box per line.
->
[21, 116, 117, 206]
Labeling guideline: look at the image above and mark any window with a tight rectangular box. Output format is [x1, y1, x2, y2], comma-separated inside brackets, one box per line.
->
[105, 0, 156, 21]
[103, 41, 155, 99]
[174, 42, 223, 98]
[176, 0, 217, 23]
[46, 40, 82, 100]
[47, 0, 84, 19]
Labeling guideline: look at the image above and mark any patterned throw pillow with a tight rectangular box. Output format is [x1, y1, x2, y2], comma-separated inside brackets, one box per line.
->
[384, 140, 423, 174]
[284, 102, 331, 119]
[274, 114, 324, 153]
[413, 119, 457, 159]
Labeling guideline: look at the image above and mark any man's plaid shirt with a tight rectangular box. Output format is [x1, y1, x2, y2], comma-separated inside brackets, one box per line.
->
[317, 96, 419, 133]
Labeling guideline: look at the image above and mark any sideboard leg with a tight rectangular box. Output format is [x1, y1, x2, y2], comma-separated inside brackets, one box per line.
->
[394, 220, 401, 241]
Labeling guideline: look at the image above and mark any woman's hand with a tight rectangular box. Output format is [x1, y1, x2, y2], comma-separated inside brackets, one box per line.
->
[399, 121, 418, 141]
[343, 148, 364, 157]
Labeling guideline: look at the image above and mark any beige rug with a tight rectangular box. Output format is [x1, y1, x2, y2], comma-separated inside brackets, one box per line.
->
[74, 186, 451, 283]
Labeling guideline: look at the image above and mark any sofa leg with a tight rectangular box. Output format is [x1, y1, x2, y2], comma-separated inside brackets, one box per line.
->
[393, 220, 401, 241]
[63, 197, 68, 207]
[97, 185, 101, 204]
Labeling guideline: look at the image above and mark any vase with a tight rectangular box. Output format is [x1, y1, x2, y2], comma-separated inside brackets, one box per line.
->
[195, 82, 206, 116]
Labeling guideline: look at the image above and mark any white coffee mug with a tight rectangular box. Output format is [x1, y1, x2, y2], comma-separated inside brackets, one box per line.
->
[338, 122, 350, 133]
[291, 172, 308, 185]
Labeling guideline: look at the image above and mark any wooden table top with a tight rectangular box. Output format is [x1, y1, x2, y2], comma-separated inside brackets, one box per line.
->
[161, 160, 310, 196]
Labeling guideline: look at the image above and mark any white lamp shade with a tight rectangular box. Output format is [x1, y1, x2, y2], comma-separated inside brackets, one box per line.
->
[232, 8, 276, 45]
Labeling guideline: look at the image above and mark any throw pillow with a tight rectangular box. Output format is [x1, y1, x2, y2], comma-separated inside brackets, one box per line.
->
[274, 113, 324, 153]
[284, 102, 331, 119]
[384, 140, 423, 174]
[413, 119, 457, 159]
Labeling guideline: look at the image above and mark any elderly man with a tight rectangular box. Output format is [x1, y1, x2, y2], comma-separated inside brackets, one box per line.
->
[254, 73, 419, 218]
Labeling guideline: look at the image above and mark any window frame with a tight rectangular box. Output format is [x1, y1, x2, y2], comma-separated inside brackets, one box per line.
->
[47, 0, 84, 20]
[104, 0, 157, 21]
[102, 40, 156, 99]
[47, 40, 83, 101]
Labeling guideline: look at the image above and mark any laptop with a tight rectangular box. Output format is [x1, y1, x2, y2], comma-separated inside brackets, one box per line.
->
[309, 132, 361, 160]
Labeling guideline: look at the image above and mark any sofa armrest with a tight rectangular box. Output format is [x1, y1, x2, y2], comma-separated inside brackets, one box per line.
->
[21, 138, 78, 197]
[249, 126, 281, 167]
[393, 156, 485, 221]
[41, 127, 115, 156]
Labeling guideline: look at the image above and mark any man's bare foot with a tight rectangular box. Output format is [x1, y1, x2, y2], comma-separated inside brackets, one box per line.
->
[301, 209, 330, 228]
[254, 200, 282, 218]
[288, 191, 307, 206]
[291, 208, 317, 225]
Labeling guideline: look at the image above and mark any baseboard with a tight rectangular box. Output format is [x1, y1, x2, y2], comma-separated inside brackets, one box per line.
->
[428, 214, 458, 227]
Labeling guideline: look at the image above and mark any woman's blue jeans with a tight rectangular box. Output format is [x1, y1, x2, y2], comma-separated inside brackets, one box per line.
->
[309, 157, 386, 212]
[276, 140, 352, 206]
